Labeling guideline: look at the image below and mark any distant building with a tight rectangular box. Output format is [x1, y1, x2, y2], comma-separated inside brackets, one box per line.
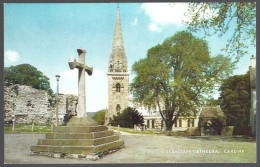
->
[143, 109, 201, 131]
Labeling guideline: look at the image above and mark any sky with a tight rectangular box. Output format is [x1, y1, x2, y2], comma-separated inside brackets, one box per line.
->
[4, 3, 256, 113]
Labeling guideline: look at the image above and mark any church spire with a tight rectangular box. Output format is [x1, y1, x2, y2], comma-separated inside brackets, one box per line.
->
[108, 5, 128, 73]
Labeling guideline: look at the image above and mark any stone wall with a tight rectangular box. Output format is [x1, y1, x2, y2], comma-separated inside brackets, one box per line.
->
[4, 84, 77, 125]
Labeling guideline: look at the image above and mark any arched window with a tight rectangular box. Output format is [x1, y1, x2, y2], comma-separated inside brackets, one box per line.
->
[116, 83, 121, 92]
[116, 104, 121, 112]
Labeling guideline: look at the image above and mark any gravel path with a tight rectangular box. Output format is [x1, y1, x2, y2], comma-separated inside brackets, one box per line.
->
[4, 133, 256, 164]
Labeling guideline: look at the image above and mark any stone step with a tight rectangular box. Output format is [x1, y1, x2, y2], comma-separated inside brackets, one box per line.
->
[31, 140, 124, 154]
[53, 126, 108, 133]
[46, 130, 114, 139]
[38, 135, 119, 146]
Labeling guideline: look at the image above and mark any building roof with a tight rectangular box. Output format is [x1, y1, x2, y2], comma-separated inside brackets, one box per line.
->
[199, 106, 225, 118]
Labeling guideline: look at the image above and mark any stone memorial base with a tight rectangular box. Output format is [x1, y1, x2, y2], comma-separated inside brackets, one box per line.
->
[30, 117, 124, 160]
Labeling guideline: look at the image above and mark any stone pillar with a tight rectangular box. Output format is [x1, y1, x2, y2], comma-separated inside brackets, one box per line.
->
[12, 115, 15, 131]
[32, 120, 35, 131]
[118, 125, 120, 135]
[78, 49, 86, 117]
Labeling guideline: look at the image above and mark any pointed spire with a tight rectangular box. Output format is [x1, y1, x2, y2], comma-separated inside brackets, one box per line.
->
[108, 5, 128, 73]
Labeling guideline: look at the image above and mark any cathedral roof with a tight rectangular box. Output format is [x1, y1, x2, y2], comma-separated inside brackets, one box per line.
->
[108, 6, 128, 73]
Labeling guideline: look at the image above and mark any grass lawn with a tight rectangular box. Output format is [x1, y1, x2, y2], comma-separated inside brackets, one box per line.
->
[4, 124, 52, 132]
[111, 126, 162, 134]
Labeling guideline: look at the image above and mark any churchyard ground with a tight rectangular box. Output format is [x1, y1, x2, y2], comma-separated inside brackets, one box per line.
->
[4, 131, 256, 163]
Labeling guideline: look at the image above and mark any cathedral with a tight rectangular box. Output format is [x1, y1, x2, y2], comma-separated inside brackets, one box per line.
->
[105, 6, 129, 124]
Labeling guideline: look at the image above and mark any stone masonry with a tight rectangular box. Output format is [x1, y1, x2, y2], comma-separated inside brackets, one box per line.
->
[4, 84, 77, 125]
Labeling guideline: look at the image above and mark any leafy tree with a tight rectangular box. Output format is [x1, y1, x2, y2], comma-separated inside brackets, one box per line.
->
[110, 107, 144, 128]
[93, 109, 106, 125]
[219, 72, 251, 135]
[131, 31, 232, 131]
[4, 64, 53, 95]
[185, 2, 256, 61]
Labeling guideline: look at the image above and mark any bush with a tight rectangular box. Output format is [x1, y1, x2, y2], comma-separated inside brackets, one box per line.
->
[187, 127, 200, 136]
[110, 107, 144, 128]
[62, 114, 73, 126]
[164, 130, 188, 136]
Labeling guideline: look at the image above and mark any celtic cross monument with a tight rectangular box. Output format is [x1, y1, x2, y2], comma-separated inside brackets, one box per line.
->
[67, 48, 98, 126]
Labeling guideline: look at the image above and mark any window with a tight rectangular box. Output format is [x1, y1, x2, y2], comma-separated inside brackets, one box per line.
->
[187, 119, 190, 127]
[179, 119, 182, 127]
[116, 83, 121, 92]
[152, 119, 155, 128]
[192, 119, 195, 127]
[116, 104, 121, 112]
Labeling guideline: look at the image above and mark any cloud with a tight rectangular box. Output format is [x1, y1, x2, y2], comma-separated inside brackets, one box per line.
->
[59, 68, 104, 80]
[141, 3, 189, 32]
[60, 69, 78, 80]
[4, 50, 20, 62]
[131, 17, 138, 26]
[148, 23, 162, 32]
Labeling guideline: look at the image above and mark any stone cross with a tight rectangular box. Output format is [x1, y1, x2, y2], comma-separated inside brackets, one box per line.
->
[68, 48, 93, 117]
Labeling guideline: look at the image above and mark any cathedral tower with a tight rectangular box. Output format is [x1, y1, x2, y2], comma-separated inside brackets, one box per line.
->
[106, 6, 129, 124]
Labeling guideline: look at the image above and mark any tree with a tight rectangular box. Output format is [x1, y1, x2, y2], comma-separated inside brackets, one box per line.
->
[131, 31, 232, 131]
[219, 72, 251, 135]
[4, 64, 53, 95]
[110, 107, 144, 128]
[93, 109, 106, 125]
[185, 2, 256, 61]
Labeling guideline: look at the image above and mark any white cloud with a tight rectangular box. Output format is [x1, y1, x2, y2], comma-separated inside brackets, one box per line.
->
[141, 3, 189, 26]
[141, 3, 189, 32]
[4, 50, 20, 62]
[60, 69, 78, 80]
[59, 68, 104, 80]
[57, 68, 105, 95]
[131, 17, 138, 26]
[148, 23, 162, 32]
[141, 3, 217, 32]
[90, 68, 105, 80]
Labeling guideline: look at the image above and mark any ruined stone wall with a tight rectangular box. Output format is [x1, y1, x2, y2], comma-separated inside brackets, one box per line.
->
[4, 84, 77, 125]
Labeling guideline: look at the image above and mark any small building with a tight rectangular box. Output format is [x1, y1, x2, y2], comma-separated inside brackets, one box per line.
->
[199, 106, 226, 135]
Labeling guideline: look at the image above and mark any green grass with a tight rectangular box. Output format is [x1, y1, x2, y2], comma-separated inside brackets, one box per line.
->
[4, 124, 52, 132]
[111, 126, 162, 134]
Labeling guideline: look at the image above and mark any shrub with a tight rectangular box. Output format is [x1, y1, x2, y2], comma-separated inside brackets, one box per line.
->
[110, 107, 144, 128]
